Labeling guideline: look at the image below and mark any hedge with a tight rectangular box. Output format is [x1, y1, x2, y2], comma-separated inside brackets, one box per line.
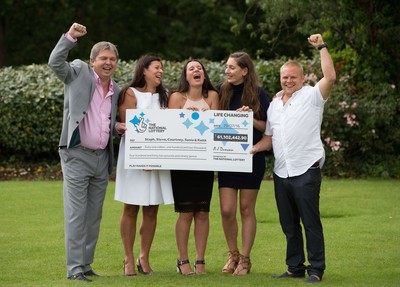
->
[1, 53, 399, 178]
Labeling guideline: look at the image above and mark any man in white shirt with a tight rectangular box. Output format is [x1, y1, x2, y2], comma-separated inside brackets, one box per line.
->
[251, 33, 336, 283]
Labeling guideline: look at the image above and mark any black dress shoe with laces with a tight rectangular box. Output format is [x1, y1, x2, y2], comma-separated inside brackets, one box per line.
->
[68, 272, 92, 282]
[274, 271, 305, 278]
[84, 270, 99, 276]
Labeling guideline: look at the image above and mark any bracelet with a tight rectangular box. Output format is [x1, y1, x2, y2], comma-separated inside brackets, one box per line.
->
[317, 42, 328, 50]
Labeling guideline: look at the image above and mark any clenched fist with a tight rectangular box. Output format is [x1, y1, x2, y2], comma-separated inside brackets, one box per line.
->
[67, 23, 87, 39]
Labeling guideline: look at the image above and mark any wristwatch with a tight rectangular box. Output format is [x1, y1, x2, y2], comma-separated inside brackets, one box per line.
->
[317, 42, 328, 50]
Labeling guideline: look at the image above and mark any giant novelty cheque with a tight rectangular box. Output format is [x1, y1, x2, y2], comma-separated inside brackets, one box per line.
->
[125, 109, 253, 172]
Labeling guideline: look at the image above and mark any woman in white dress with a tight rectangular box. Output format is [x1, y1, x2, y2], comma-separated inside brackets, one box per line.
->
[115, 55, 174, 276]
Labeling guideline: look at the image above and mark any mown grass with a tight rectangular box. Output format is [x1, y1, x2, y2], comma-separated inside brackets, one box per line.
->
[0, 179, 399, 286]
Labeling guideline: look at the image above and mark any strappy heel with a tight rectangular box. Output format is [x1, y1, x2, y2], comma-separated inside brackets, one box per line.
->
[137, 258, 153, 275]
[123, 260, 137, 276]
[176, 259, 195, 275]
[232, 255, 251, 276]
[194, 260, 206, 274]
[222, 249, 240, 273]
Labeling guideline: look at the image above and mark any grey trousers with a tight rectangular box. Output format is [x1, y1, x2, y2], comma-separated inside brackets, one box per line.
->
[59, 145, 109, 277]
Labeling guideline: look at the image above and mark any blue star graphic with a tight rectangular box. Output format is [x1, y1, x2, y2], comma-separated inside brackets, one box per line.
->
[179, 112, 185, 118]
[211, 118, 239, 134]
[129, 116, 140, 125]
[195, 121, 209, 135]
[211, 118, 239, 146]
[242, 120, 249, 127]
[183, 118, 193, 129]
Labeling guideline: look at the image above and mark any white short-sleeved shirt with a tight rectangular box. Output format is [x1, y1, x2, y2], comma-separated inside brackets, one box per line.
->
[265, 83, 327, 178]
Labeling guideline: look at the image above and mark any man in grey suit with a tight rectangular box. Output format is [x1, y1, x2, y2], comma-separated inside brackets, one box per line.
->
[49, 23, 125, 282]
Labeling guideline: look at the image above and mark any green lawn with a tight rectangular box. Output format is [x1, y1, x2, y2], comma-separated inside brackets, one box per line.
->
[0, 179, 399, 286]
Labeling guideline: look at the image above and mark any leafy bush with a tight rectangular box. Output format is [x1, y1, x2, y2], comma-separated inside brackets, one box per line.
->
[1, 55, 399, 178]
[0, 65, 64, 161]
[317, 47, 400, 178]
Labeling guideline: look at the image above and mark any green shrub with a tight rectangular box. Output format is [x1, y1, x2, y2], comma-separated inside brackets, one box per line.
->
[319, 47, 400, 178]
[1, 55, 399, 178]
[0, 65, 64, 161]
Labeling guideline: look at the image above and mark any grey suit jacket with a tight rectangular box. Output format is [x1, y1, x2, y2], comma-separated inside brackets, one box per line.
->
[48, 35, 120, 174]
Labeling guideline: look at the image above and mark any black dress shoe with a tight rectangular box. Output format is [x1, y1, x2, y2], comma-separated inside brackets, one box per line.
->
[274, 271, 305, 278]
[306, 275, 321, 283]
[84, 270, 99, 276]
[68, 272, 92, 282]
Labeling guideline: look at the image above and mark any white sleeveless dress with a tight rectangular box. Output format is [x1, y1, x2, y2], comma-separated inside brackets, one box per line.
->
[114, 87, 174, 206]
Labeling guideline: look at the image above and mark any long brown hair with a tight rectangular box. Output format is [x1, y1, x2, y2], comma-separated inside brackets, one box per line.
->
[118, 54, 168, 108]
[176, 59, 217, 97]
[219, 52, 262, 118]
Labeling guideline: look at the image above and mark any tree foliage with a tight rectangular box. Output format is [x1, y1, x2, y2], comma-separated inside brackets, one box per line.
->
[1, 0, 399, 87]
[0, 0, 252, 66]
[232, 0, 400, 84]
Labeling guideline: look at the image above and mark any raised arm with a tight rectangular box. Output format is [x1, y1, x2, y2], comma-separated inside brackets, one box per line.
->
[48, 23, 88, 83]
[308, 34, 336, 100]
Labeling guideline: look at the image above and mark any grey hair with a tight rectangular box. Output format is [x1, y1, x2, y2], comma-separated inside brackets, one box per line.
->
[90, 41, 119, 61]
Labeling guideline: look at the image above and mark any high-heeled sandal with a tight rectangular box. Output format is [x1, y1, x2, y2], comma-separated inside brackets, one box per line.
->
[194, 260, 206, 274]
[176, 259, 195, 275]
[222, 249, 240, 273]
[123, 260, 137, 276]
[137, 258, 153, 275]
[232, 255, 251, 276]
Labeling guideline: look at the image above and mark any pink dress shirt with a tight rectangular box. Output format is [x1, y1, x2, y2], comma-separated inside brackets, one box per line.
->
[79, 72, 113, 150]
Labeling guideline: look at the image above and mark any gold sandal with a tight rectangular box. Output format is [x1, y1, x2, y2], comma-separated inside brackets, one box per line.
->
[233, 255, 251, 276]
[222, 250, 240, 273]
